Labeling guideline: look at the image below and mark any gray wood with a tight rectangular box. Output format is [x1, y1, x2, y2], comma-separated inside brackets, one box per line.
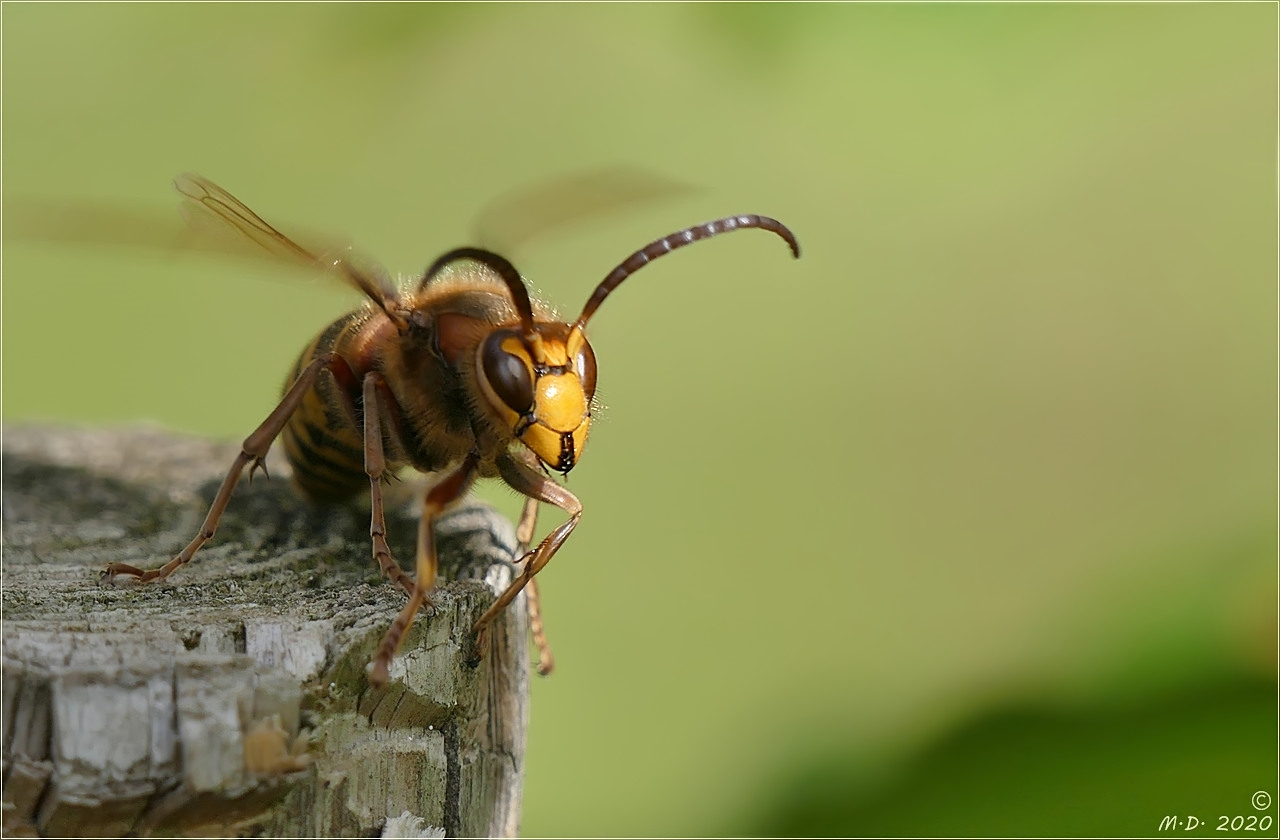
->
[1, 425, 529, 838]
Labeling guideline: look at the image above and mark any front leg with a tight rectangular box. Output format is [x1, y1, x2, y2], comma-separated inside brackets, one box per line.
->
[368, 452, 481, 686]
[472, 451, 583, 656]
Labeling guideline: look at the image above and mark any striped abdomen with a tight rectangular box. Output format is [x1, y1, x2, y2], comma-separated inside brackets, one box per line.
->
[280, 309, 372, 502]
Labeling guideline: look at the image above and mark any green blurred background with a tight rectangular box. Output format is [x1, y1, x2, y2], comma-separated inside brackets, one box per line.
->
[3, 4, 1276, 837]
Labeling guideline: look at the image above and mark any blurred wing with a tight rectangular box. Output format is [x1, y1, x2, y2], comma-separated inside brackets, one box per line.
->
[3, 200, 205, 253]
[174, 173, 398, 304]
[471, 166, 698, 256]
[5, 174, 397, 305]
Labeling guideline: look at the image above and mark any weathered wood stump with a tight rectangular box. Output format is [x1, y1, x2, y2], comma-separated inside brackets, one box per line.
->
[1, 426, 528, 838]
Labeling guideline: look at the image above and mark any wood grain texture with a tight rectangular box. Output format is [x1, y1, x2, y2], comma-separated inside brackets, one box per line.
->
[1, 426, 529, 838]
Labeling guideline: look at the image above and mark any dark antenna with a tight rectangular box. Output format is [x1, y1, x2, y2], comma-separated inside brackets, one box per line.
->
[420, 247, 537, 335]
[574, 215, 800, 330]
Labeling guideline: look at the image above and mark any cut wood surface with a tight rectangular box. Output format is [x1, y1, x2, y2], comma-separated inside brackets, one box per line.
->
[1, 425, 529, 838]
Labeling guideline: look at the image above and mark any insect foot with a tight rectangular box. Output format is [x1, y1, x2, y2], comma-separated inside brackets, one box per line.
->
[467, 625, 490, 670]
[99, 561, 154, 585]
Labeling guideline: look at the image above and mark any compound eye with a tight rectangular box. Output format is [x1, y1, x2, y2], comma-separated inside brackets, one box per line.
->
[480, 330, 534, 415]
[575, 340, 598, 400]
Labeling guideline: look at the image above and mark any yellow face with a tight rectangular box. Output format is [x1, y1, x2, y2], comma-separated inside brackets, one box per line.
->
[477, 323, 597, 473]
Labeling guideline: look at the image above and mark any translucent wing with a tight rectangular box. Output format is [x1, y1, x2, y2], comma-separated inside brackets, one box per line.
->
[174, 172, 320, 268]
[173, 173, 398, 306]
[6, 174, 398, 307]
[4, 199, 207, 253]
[471, 166, 697, 257]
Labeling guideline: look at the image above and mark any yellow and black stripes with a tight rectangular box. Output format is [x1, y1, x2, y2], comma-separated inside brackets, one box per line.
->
[280, 311, 371, 502]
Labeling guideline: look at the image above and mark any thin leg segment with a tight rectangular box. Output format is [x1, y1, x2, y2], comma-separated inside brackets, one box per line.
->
[472, 452, 582, 650]
[525, 577, 553, 676]
[362, 372, 414, 596]
[102, 351, 350, 585]
[514, 498, 556, 676]
[369, 452, 481, 687]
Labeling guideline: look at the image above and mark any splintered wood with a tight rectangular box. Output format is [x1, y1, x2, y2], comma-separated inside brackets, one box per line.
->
[1, 426, 529, 838]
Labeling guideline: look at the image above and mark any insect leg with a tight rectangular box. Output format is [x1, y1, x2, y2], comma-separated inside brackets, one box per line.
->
[472, 452, 582, 655]
[369, 452, 481, 687]
[514, 497, 556, 676]
[102, 352, 352, 584]
[362, 372, 414, 596]
[371, 376, 410, 463]
[514, 495, 539, 555]
[525, 577, 554, 676]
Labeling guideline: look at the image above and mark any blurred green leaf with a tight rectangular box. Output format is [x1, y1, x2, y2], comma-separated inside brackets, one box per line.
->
[742, 676, 1278, 837]
[324, 4, 479, 55]
[691, 4, 816, 63]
